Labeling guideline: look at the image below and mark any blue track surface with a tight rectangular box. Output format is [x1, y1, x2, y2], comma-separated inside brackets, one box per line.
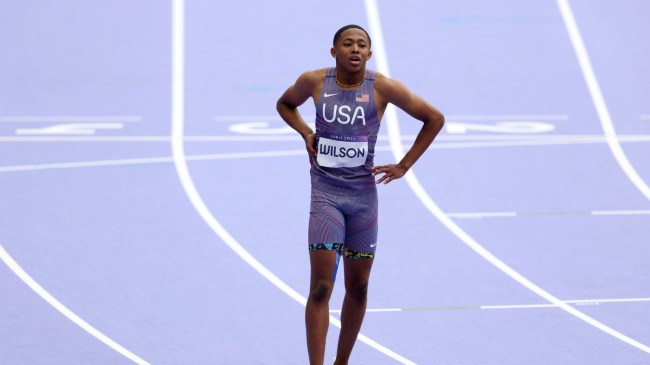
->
[1, 1, 649, 364]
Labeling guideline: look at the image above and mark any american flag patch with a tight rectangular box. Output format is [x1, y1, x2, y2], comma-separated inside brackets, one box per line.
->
[356, 93, 369, 102]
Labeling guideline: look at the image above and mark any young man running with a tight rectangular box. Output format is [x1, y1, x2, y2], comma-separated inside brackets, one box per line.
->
[276, 24, 444, 365]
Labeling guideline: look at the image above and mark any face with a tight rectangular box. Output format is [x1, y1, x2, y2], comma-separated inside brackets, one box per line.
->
[331, 28, 372, 72]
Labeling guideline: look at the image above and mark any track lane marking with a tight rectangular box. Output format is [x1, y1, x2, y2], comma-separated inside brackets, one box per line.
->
[557, 0, 650, 201]
[3, 145, 650, 174]
[365, 0, 650, 355]
[330, 297, 650, 313]
[448, 210, 650, 219]
[0, 243, 150, 364]
[2, 132, 650, 143]
[0, 116, 141, 123]
[170, 1, 415, 364]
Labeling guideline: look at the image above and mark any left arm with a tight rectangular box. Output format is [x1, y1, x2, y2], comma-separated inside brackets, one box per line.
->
[372, 74, 445, 184]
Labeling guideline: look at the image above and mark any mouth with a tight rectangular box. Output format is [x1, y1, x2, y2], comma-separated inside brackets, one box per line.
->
[350, 56, 362, 66]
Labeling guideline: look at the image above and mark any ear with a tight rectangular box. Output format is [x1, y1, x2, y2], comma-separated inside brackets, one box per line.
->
[330, 47, 336, 58]
[366, 50, 373, 60]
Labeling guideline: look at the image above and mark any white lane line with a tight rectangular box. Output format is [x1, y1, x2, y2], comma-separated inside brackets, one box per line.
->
[2, 133, 650, 143]
[0, 243, 150, 364]
[214, 114, 569, 122]
[485, 297, 650, 310]
[568, 298, 650, 305]
[329, 297, 650, 313]
[3, 135, 650, 174]
[557, 0, 650, 201]
[365, 0, 650, 355]
[0, 151, 310, 173]
[431, 135, 650, 149]
[215, 115, 315, 122]
[0, 116, 141, 123]
[170, 2, 414, 364]
[4, 140, 650, 174]
[447, 210, 650, 219]
[0, 135, 303, 142]
[591, 210, 650, 216]
[15, 123, 125, 135]
[641, 115, 650, 121]
[0, 156, 172, 172]
[446, 114, 569, 121]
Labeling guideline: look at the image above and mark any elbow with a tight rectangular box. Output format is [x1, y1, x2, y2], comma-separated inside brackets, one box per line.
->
[436, 112, 445, 128]
[430, 111, 445, 131]
[276, 98, 295, 114]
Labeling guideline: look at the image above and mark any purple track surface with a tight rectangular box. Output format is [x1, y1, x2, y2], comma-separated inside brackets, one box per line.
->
[1, 1, 649, 364]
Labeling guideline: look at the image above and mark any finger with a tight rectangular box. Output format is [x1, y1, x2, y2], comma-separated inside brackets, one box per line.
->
[374, 168, 390, 178]
[374, 171, 384, 183]
[376, 171, 392, 184]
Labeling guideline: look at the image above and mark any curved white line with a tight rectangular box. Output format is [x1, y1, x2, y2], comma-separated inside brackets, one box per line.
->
[0, 243, 150, 364]
[364, 0, 650, 355]
[2, 135, 649, 174]
[556, 0, 650, 201]
[170, 1, 414, 363]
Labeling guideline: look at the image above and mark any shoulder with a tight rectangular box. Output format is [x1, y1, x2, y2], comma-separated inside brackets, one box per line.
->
[374, 72, 407, 93]
[374, 71, 411, 104]
[295, 68, 328, 89]
[285, 68, 328, 100]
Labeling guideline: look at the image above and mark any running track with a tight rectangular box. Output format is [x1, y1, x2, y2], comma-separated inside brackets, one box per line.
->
[1, 1, 649, 364]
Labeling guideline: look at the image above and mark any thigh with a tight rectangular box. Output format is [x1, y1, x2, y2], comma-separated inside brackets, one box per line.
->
[308, 191, 346, 246]
[309, 250, 340, 286]
[342, 255, 374, 291]
[342, 189, 378, 254]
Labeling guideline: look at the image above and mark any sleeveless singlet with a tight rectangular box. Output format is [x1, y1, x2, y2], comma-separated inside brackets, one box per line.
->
[310, 68, 381, 195]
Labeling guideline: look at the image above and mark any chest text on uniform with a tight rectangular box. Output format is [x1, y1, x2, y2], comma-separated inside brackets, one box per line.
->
[322, 104, 366, 125]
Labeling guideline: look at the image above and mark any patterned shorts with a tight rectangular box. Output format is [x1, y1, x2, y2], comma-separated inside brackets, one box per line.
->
[308, 187, 378, 259]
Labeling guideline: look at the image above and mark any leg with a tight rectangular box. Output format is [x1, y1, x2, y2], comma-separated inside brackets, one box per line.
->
[334, 252, 374, 365]
[306, 249, 339, 365]
[306, 190, 347, 363]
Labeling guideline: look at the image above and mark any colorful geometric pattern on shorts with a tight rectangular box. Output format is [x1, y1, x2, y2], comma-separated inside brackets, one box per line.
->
[342, 247, 375, 260]
[309, 243, 374, 259]
[308, 243, 342, 252]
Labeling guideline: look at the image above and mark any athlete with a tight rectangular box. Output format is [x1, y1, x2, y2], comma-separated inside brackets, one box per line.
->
[276, 24, 444, 365]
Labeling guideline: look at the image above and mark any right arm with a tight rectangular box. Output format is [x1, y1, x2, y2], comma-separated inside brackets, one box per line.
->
[276, 70, 324, 157]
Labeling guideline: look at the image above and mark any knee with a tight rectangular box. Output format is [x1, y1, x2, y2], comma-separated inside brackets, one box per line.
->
[310, 279, 333, 303]
[346, 282, 368, 302]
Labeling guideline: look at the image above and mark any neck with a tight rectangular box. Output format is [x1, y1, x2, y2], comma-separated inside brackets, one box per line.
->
[336, 77, 363, 88]
[335, 68, 365, 89]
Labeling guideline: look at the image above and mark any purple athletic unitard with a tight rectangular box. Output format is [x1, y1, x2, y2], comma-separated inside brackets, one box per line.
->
[308, 68, 381, 258]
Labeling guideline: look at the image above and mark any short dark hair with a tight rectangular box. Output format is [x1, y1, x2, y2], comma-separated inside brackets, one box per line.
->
[333, 24, 371, 48]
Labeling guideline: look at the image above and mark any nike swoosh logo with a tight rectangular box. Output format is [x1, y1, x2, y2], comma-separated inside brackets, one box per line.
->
[370, 242, 377, 248]
[324, 92, 339, 98]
